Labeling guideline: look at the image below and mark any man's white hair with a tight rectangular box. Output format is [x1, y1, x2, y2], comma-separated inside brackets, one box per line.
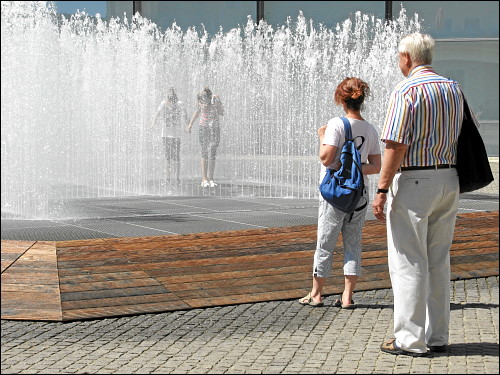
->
[398, 33, 435, 65]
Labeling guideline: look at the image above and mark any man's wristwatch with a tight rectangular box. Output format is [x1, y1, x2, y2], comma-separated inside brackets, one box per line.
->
[376, 188, 389, 194]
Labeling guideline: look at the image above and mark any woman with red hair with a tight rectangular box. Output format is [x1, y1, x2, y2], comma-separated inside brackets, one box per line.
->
[299, 77, 381, 308]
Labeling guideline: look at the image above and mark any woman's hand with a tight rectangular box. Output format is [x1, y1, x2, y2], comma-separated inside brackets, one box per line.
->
[318, 125, 327, 137]
[318, 125, 337, 167]
[187, 109, 201, 133]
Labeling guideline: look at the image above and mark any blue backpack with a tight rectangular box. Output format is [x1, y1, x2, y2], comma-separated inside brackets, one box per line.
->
[319, 117, 366, 220]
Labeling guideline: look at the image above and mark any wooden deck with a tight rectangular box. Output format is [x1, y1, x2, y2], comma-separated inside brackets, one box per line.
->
[1, 211, 498, 321]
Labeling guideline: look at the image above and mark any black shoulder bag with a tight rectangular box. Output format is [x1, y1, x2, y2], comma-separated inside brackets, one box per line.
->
[456, 97, 494, 193]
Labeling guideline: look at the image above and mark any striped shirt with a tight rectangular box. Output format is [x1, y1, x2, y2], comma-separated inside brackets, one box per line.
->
[199, 96, 223, 128]
[381, 65, 464, 167]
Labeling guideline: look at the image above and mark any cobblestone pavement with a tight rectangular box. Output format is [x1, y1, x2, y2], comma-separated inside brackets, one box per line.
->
[1, 276, 498, 374]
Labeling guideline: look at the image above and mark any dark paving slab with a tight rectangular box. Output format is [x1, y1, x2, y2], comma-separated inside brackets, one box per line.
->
[1, 193, 498, 241]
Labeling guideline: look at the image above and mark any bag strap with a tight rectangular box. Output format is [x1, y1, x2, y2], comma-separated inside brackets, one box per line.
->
[340, 117, 352, 140]
[338, 117, 367, 223]
[339, 117, 365, 149]
[338, 117, 365, 174]
[347, 197, 367, 223]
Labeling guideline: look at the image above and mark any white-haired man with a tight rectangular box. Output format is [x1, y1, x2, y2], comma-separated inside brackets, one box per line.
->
[373, 33, 465, 357]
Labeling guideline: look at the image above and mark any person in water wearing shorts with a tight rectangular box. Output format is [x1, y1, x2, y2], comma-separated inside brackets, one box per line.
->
[187, 86, 224, 188]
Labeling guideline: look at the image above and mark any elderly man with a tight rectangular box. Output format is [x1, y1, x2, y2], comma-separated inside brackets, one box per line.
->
[373, 33, 464, 357]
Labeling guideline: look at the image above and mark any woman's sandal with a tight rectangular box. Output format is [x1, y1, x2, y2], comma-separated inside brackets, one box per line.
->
[298, 292, 324, 307]
[334, 296, 355, 309]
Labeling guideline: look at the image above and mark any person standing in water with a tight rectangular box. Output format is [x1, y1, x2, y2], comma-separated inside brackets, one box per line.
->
[151, 87, 188, 184]
[187, 87, 224, 188]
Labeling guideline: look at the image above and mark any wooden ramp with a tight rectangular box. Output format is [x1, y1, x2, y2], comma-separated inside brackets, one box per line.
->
[1, 211, 498, 321]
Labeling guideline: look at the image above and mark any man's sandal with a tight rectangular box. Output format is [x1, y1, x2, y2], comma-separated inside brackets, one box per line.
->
[334, 296, 355, 309]
[298, 292, 324, 307]
[428, 345, 447, 353]
[380, 338, 428, 357]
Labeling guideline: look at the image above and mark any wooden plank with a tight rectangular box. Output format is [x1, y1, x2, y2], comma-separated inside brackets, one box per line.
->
[61, 292, 188, 310]
[59, 276, 165, 292]
[54, 238, 109, 248]
[133, 250, 313, 270]
[155, 264, 312, 284]
[1, 273, 60, 284]
[58, 263, 140, 276]
[58, 270, 154, 284]
[56, 245, 314, 269]
[105, 226, 317, 250]
[163, 273, 313, 292]
[57, 249, 125, 262]
[1, 290, 61, 307]
[172, 278, 335, 300]
[2, 253, 26, 261]
[143, 257, 313, 277]
[0, 240, 36, 253]
[1, 308, 63, 321]
[117, 243, 316, 261]
[450, 253, 498, 265]
[60, 285, 172, 302]
[1, 283, 60, 293]
[61, 302, 192, 321]
[185, 290, 310, 308]
[451, 268, 499, 280]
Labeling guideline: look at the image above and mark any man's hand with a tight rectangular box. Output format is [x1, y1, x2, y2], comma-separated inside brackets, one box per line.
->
[372, 140, 408, 222]
[372, 192, 387, 222]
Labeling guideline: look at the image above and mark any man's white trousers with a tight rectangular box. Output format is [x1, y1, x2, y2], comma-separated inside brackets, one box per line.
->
[387, 168, 459, 353]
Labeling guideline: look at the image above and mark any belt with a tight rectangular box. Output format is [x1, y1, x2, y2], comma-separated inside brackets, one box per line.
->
[399, 164, 456, 171]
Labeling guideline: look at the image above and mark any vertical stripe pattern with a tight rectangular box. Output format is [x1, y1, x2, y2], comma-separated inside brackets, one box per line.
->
[381, 65, 464, 167]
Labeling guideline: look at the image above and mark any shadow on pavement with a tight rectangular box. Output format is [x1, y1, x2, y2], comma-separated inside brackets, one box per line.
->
[431, 342, 499, 357]
[451, 302, 499, 310]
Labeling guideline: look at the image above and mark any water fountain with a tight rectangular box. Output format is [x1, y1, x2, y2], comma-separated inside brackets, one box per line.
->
[1, 1, 420, 219]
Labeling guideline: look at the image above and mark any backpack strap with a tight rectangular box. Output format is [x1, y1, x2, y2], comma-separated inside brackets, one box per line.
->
[340, 117, 352, 140]
[339, 117, 367, 223]
[339, 117, 365, 171]
[340, 117, 365, 149]
[347, 195, 367, 223]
